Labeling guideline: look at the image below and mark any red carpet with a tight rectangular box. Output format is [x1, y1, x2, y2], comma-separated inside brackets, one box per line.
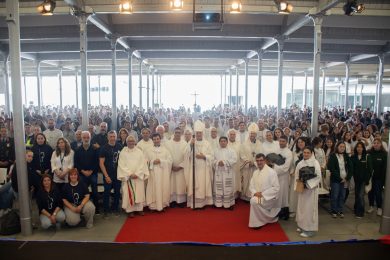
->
[115, 201, 289, 244]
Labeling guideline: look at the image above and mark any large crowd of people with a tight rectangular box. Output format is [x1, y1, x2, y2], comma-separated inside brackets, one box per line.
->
[0, 103, 388, 238]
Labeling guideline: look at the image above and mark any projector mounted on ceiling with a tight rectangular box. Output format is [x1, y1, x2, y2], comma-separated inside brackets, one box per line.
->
[192, 0, 224, 31]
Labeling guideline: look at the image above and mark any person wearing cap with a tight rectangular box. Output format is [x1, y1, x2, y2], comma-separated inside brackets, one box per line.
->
[239, 123, 262, 201]
[187, 120, 214, 209]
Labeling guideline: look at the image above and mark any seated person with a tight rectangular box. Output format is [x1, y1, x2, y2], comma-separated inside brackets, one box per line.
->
[248, 153, 280, 229]
[62, 168, 95, 229]
[36, 174, 65, 229]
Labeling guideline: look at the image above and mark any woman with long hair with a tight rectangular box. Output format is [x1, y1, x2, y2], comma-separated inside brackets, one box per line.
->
[51, 137, 74, 191]
[117, 128, 129, 149]
[327, 141, 353, 218]
[31, 133, 53, 178]
[36, 174, 65, 229]
[367, 138, 387, 216]
[351, 141, 372, 218]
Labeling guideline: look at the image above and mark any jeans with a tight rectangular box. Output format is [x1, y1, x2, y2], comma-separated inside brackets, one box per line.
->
[354, 181, 365, 216]
[330, 182, 346, 213]
[103, 175, 121, 213]
[80, 173, 99, 210]
[40, 210, 65, 229]
[368, 179, 383, 208]
[0, 182, 14, 209]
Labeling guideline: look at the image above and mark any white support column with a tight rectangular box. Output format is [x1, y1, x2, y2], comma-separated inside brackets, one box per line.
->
[6, 0, 32, 236]
[257, 50, 263, 116]
[338, 84, 341, 106]
[128, 50, 133, 115]
[23, 75, 27, 106]
[152, 69, 155, 110]
[229, 69, 232, 109]
[88, 74, 91, 105]
[244, 59, 249, 114]
[156, 74, 160, 108]
[3, 62, 10, 114]
[376, 54, 385, 114]
[75, 70, 79, 108]
[98, 75, 101, 105]
[139, 59, 143, 110]
[220, 74, 223, 108]
[277, 39, 284, 119]
[159, 75, 162, 106]
[360, 85, 364, 107]
[79, 14, 89, 130]
[236, 66, 239, 111]
[311, 16, 322, 138]
[321, 69, 326, 110]
[290, 74, 294, 107]
[345, 62, 350, 111]
[59, 67, 63, 109]
[111, 38, 117, 131]
[303, 71, 308, 108]
[146, 65, 150, 110]
[224, 72, 227, 105]
[36, 60, 42, 112]
[354, 84, 358, 109]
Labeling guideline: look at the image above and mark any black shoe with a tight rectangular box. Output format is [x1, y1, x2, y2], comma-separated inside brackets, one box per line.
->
[95, 209, 101, 215]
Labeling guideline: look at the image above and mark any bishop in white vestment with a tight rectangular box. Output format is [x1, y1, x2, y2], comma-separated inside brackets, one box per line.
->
[187, 121, 214, 209]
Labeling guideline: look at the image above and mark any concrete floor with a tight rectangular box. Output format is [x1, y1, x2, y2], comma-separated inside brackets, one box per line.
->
[1, 195, 383, 243]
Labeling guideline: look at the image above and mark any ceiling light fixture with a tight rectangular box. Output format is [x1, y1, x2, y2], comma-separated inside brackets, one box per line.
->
[170, 0, 184, 11]
[37, 0, 56, 16]
[230, 1, 242, 13]
[277, 1, 293, 14]
[119, 0, 133, 14]
[343, 0, 365, 16]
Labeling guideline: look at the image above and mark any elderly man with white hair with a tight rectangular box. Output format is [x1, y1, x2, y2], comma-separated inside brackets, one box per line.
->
[117, 135, 149, 217]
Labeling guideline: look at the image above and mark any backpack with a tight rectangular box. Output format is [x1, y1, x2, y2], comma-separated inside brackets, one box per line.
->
[0, 209, 21, 235]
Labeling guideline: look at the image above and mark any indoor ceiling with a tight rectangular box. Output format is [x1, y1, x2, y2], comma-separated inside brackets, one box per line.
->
[0, 0, 389, 78]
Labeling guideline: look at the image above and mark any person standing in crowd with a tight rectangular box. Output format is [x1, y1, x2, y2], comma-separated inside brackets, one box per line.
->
[248, 153, 280, 229]
[145, 133, 173, 212]
[351, 141, 372, 218]
[367, 138, 387, 216]
[295, 147, 321, 238]
[91, 122, 108, 150]
[43, 118, 63, 149]
[213, 136, 237, 209]
[117, 128, 129, 148]
[25, 123, 35, 148]
[36, 174, 65, 229]
[0, 126, 15, 172]
[99, 130, 122, 218]
[70, 130, 82, 151]
[137, 128, 154, 152]
[240, 123, 262, 201]
[273, 135, 292, 220]
[165, 127, 190, 207]
[62, 121, 76, 144]
[31, 133, 53, 179]
[187, 120, 214, 209]
[327, 141, 353, 218]
[262, 130, 279, 156]
[62, 168, 95, 228]
[117, 135, 149, 217]
[51, 138, 74, 191]
[74, 131, 100, 214]
[123, 120, 138, 143]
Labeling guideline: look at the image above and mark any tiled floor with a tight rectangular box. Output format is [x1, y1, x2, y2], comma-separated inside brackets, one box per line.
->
[1, 195, 383, 243]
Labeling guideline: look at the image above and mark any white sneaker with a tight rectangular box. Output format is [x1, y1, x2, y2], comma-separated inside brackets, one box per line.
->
[296, 228, 302, 233]
[377, 208, 383, 216]
[86, 223, 94, 229]
[367, 206, 374, 213]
